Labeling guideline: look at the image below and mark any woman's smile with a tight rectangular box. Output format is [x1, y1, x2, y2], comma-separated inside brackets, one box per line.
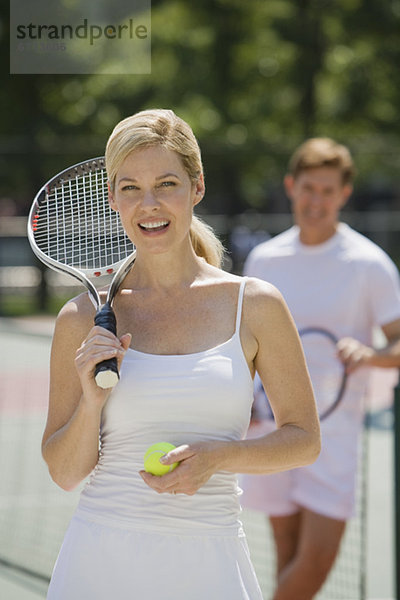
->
[138, 219, 171, 233]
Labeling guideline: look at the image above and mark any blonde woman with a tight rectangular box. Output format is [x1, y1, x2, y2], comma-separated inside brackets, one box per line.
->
[43, 109, 320, 599]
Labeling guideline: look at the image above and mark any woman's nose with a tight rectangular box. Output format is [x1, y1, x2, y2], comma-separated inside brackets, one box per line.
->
[141, 191, 160, 210]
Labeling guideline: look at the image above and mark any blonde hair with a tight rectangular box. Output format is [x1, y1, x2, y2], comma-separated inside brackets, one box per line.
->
[288, 137, 356, 185]
[105, 109, 224, 267]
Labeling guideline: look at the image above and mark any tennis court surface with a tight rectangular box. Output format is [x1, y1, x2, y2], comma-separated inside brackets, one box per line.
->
[0, 316, 395, 599]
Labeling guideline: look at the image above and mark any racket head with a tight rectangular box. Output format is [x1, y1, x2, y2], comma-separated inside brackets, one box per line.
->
[299, 327, 347, 420]
[27, 157, 137, 389]
[27, 157, 135, 287]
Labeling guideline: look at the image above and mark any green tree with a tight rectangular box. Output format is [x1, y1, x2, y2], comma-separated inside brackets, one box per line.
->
[1, 0, 400, 216]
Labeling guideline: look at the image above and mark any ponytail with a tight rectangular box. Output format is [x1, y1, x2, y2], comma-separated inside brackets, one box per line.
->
[190, 215, 225, 268]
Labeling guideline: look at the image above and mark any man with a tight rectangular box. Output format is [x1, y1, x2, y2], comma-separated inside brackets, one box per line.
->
[241, 138, 400, 600]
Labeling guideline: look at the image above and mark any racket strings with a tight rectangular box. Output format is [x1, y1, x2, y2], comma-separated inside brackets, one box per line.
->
[33, 170, 134, 272]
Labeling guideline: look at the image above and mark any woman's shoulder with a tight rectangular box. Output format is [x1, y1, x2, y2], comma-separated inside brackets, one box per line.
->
[243, 275, 284, 302]
[242, 275, 290, 330]
[202, 265, 284, 308]
[235, 276, 293, 364]
[54, 291, 97, 342]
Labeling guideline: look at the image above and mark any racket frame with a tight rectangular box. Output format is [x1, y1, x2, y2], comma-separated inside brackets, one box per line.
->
[298, 327, 348, 421]
[254, 327, 348, 422]
[27, 156, 137, 388]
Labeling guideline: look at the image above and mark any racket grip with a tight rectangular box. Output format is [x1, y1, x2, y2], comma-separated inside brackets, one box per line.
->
[94, 302, 120, 389]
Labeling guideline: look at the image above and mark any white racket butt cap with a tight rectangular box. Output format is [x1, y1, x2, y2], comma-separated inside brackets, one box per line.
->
[95, 370, 119, 389]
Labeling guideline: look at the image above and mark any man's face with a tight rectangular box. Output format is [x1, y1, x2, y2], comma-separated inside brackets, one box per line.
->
[284, 167, 352, 244]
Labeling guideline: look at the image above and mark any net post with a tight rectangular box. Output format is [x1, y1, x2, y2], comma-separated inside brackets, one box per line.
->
[359, 409, 369, 600]
[394, 373, 400, 600]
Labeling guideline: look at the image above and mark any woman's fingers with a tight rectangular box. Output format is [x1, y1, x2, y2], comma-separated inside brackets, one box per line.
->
[75, 327, 131, 385]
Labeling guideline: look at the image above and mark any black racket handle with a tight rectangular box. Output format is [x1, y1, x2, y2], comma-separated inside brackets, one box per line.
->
[94, 302, 119, 389]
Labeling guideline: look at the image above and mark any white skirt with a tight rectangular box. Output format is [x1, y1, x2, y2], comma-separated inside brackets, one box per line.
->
[47, 514, 263, 600]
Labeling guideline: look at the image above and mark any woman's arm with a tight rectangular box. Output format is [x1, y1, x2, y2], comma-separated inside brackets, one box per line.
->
[240, 276, 321, 471]
[42, 296, 130, 491]
[140, 277, 321, 495]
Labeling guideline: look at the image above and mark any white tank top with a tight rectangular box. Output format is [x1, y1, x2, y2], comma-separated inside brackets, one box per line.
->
[76, 278, 254, 536]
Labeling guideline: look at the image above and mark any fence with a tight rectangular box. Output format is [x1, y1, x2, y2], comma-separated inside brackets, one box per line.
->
[2, 211, 400, 315]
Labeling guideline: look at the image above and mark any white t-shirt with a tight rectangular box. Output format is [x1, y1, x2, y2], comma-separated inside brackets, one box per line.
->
[244, 223, 400, 431]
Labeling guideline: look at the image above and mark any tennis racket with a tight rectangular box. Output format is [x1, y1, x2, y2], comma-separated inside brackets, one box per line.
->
[253, 327, 347, 422]
[27, 156, 136, 389]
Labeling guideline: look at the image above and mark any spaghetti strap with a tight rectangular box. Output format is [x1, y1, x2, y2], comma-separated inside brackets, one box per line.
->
[235, 278, 247, 334]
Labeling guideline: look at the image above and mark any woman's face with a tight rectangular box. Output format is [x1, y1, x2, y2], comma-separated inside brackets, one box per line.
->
[109, 145, 204, 255]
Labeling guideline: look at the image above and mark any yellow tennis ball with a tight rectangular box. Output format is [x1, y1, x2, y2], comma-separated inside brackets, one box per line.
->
[143, 442, 178, 476]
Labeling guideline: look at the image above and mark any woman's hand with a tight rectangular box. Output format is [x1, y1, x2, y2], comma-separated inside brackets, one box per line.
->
[75, 326, 132, 403]
[139, 442, 222, 496]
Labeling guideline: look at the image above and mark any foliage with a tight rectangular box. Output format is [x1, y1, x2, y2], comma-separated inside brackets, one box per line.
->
[1, 0, 400, 216]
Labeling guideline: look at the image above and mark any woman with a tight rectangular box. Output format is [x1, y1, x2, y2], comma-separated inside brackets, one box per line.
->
[43, 109, 320, 599]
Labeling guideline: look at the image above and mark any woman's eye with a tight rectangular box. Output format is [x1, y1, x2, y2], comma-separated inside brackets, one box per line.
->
[160, 181, 176, 187]
[121, 185, 137, 191]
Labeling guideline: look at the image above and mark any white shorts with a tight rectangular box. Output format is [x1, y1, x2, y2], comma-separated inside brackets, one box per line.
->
[240, 420, 362, 521]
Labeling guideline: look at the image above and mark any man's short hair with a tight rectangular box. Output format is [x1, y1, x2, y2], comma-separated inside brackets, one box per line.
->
[288, 138, 356, 185]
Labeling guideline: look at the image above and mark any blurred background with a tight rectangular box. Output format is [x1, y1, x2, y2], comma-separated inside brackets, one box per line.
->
[1, 1, 400, 599]
[1, 0, 400, 314]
